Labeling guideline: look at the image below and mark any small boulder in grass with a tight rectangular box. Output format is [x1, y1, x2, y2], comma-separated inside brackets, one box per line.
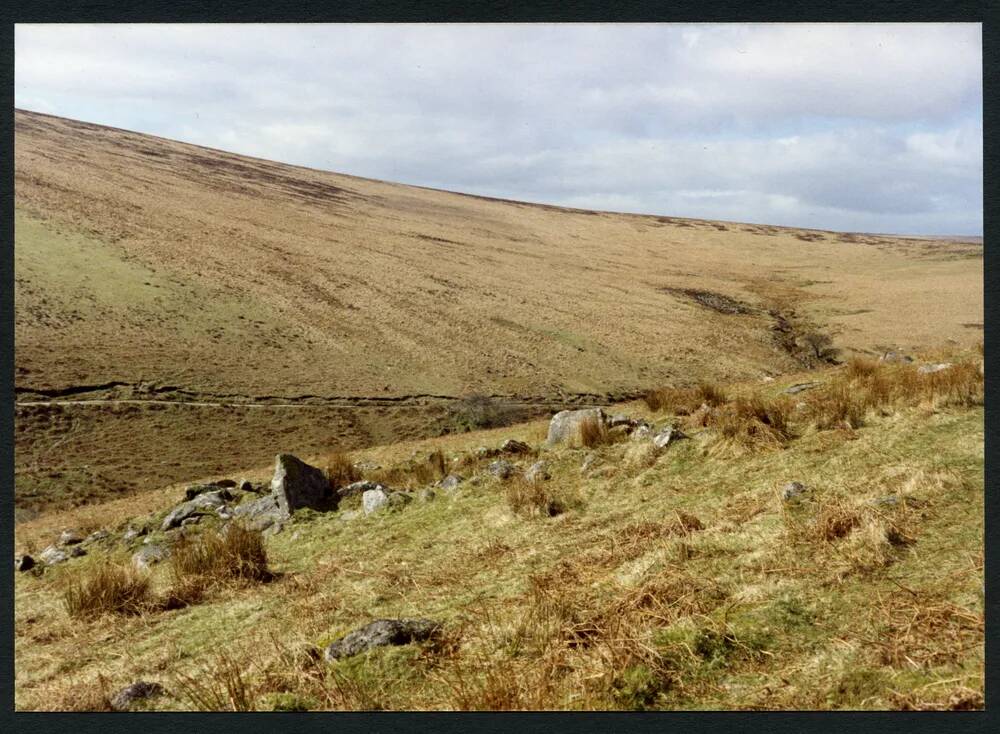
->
[524, 461, 551, 483]
[58, 529, 84, 546]
[488, 459, 517, 480]
[324, 618, 441, 661]
[438, 474, 464, 492]
[110, 681, 164, 711]
[652, 425, 686, 449]
[500, 439, 532, 455]
[781, 481, 809, 502]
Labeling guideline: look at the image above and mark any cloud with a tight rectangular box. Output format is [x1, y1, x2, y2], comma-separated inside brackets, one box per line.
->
[14, 23, 983, 234]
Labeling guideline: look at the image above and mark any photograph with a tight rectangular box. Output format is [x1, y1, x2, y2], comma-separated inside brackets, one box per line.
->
[11, 22, 984, 711]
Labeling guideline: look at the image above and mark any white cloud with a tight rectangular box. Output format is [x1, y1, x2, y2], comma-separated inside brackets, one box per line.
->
[14, 23, 983, 234]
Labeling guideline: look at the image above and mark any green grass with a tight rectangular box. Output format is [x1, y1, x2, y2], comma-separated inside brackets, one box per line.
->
[14, 361, 983, 710]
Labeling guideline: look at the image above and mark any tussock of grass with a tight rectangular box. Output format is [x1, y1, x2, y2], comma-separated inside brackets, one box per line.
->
[325, 452, 361, 491]
[369, 449, 448, 488]
[169, 522, 271, 589]
[576, 415, 612, 448]
[505, 477, 566, 518]
[644, 382, 727, 414]
[62, 563, 153, 619]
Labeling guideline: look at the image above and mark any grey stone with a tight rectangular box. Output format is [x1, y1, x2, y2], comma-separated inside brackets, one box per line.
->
[784, 382, 821, 395]
[185, 483, 235, 501]
[918, 362, 952, 375]
[438, 474, 464, 491]
[546, 407, 607, 447]
[418, 488, 436, 502]
[652, 426, 686, 449]
[39, 544, 85, 566]
[272, 454, 337, 515]
[388, 491, 413, 509]
[123, 525, 149, 543]
[524, 461, 551, 483]
[781, 481, 809, 502]
[15, 555, 35, 573]
[161, 490, 231, 531]
[233, 494, 285, 531]
[488, 459, 517, 479]
[500, 439, 532, 455]
[362, 488, 390, 515]
[181, 516, 201, 527]
[338, 480, 387, 500]
[630, 425, 652, 442]
[110, 681, 164, 711]
[262, 521, 284, 537]
[83, 530, 110, 545]
[324, 618, 441, 661]
[132, 544, 169, 570]
[58, 529, 84, 546]
[476, 446, 500, 459]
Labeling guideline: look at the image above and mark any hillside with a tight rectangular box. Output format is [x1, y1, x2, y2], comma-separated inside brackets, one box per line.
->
[14, 354, 984, 710]
[13, 109, 983, 516]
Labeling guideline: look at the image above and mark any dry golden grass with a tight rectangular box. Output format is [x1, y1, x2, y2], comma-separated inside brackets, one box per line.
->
[644, 382, 728, 414]
[169, 522, 271, 588]
[505, 477, 566, 518]
[325, 452, 361, 491]
[61, 563, 153, 619]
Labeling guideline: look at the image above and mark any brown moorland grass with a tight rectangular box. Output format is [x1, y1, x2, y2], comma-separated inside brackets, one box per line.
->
[14, 110, 982, 515]
[62, 563, 153, 619]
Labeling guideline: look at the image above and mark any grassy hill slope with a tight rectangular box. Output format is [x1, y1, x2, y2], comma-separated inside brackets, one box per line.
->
[14, 353, 983, 710]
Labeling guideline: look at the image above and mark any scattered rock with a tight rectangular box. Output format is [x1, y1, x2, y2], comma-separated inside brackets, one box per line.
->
[110, 681, 164, 711]
[337, 480, 387, 500]
[272, 454, 337, 515]
[232, 494, 285, 532]
[39, 544, 85, 566]
[781, 481, 809, 502]
[324, 618, 441, 661]
[784, 382, 821, 395]
[184, 483, 233, 501]
[132, 544, 169, 570]
[524, 461, 551, 483]
[545, 407, 606, 447]
[354, 461, 381, 473]
[181, 516, 201, 527]
[488, 459, 517, 479]
[123, 525, 149, 543]
[58, 529, 84, 546]
[475, 446, 500, 460]
[161, 491, 231, 531]
[438, 474, 464, 492]
[630, 425, 652, 442]
[418, 488, 436, 503]
[362, 488, 391, 515]
[83, 530, 110, 545]
[500, 439, 532, 455]
[918, 362, 952, 374]
[652, 425, 686, 449]
[15, 555, 35, 573]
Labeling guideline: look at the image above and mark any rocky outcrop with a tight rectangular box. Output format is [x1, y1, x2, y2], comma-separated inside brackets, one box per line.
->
[272, 454, 337, 515]
[324, 618, 441, 661]
[546, 408, 606, 446]
[161, 490, 232, 531]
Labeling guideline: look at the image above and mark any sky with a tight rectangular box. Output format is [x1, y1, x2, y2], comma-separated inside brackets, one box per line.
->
[15, 23, 983, 235]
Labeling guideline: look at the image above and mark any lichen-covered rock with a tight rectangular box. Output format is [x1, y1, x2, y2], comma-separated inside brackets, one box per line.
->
[39, 544, 85, 566]
[781, 481, 809, 502]
[110, 681, 164, 711]
[132, 544, 169, 570]
[161, 490, 231, 531]
[362, 489, 412, 514]
[438, 474, 464, 492]
[488, 459, 517, 479]
[232, 494, 285, 531]
[630, 425, 652, 442]
[652, 425, 686, 449]
[58, 529, 84, 546]
[83, 529, 110, 545]
[272, 454, 337, 515]
[524, 461, 551, 483]
[546, 407, 606, 447]
[324, 618, 441, 661]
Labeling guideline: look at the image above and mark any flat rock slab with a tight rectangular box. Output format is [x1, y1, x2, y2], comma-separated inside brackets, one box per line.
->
[161, 490, 231, 531]
[324, 618, 441, 661]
